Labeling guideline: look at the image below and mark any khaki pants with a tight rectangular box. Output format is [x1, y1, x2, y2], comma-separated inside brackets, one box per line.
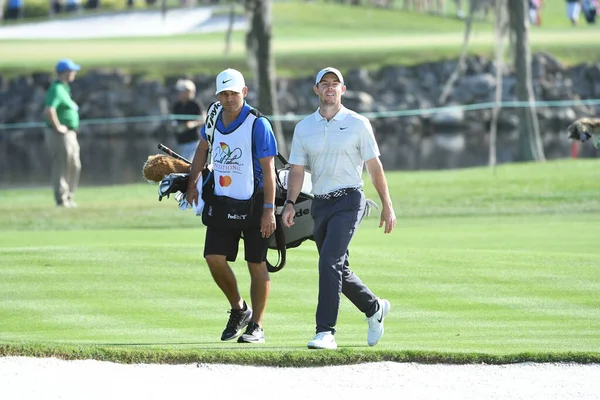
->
[45, 128, 81, 206]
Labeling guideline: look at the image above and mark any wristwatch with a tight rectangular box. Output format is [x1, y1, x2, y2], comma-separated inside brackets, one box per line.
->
[284, 199, 295, 207]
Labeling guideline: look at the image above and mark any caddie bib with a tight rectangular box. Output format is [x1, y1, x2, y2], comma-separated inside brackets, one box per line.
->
[211, 114, 257, 200]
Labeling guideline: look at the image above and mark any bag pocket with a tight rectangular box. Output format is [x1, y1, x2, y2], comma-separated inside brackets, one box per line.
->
[202, 195, 258, 230]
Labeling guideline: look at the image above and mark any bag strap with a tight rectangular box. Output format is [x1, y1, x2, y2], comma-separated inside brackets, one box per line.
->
[204, 101, 223, 165]
[266, 215, 287, 273]
[248, 108, 289, 273]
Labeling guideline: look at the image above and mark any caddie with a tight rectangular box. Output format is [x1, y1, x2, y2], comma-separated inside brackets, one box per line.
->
[186, 68, 278, 344]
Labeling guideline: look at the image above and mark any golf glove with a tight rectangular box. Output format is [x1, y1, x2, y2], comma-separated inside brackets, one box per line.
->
[158, 173, 189, 201]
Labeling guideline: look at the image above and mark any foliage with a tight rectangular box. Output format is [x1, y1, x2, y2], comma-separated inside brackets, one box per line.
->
[2, 0, 183, 20]
[0, 2, 598, 78]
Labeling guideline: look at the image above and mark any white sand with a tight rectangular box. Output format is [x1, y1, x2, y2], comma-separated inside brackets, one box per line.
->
[0, 8, 246, 39]
[1, 357, 599, 400]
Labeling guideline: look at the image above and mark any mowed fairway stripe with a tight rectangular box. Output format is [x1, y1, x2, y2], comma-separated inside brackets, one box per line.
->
[0, 29, 598, 67]
[0, 213, 599, 352]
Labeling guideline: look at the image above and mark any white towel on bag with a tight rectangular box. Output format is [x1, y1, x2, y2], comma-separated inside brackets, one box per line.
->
[192, 176, 205, 216]
[176, 176, 205, 216]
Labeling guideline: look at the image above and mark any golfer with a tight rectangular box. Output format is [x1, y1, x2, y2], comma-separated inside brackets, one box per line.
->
[282, 67, 397, 350]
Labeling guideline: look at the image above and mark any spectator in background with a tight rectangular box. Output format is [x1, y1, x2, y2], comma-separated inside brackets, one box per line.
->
[529, 0, 543, 26]
[85, 0, 100, 10]
[50, 0, 63, 16]
[5, 0, 24, 20]
[172, 79, 205, 161]
[43, 59, 82, 208]
[582, 0, 598, 23]
[454, 0, 465, 19]
[566, 0, 582, 25]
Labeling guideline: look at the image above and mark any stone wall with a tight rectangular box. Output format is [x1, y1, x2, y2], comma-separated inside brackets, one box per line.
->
[1, 52, 599, 186]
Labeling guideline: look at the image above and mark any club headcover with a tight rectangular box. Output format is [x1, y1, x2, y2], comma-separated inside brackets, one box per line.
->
[567, 121, 592, 142]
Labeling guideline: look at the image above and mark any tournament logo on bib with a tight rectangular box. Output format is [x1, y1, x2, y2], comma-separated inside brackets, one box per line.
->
[219, 175, 233, 187]
[214, 142, 244, 177]
[214, 142, 242, 165]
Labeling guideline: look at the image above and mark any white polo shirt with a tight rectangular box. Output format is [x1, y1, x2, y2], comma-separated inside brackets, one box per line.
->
[289, 105, 380, 196]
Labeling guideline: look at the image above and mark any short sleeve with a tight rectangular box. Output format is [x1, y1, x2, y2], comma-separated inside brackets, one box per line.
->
[358, 118, 380, 161]
[45, 84, 62, 108]
[288, 124, 308, 166]
[253, 117, 278, 158]
[191, 101, 201, 116]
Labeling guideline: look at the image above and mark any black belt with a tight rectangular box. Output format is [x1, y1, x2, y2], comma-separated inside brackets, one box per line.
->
[314, 187, 360, 200]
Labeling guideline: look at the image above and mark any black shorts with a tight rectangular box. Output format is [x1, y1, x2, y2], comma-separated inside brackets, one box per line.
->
[204, 225, 269, 263]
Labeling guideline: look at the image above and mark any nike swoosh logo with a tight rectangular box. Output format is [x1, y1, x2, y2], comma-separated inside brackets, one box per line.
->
[377, 307, 384, 323]
[340, 127, 348, 130]
[222, 79, 232, 84]
[263, 147, 269, 152]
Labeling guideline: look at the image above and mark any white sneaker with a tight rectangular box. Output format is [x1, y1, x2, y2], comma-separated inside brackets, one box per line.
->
[307, 331, 337, 350]
[366, 298, 390, 346]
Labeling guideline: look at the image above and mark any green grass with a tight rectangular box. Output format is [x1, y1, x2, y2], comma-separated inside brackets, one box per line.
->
[0, 2, 599, 78]
[1, 159, 599, 365]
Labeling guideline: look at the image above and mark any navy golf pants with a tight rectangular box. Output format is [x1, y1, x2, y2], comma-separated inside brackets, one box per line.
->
[311, 189, 379, 335]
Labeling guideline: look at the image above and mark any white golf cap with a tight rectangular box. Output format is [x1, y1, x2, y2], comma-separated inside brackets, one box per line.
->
[215, 68, 246, 95]
[315, 67, 344, 85]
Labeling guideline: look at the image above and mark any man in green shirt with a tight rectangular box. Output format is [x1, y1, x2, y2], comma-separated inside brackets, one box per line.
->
[44, 59, 81, 208]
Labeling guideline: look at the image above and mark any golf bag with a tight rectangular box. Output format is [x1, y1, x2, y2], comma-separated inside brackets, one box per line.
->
[155, 149, 315, 273]
[265, 155, 315, 272]
[264, 157, 379, 272]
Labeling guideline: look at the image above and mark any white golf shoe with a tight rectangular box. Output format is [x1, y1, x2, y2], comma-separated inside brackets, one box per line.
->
[307, 331, 337, 350]
[366, 298, 391, 346]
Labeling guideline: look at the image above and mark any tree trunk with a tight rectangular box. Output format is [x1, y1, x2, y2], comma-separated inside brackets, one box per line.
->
[508, 0, 545, 162]
[224, 0, 236, 56]
[437, 0, 475, 105]
[161, 0, 168, 22]
[0, 0, 5, 22]
[489, 0, 509, 167]
[244, 0, 287, 157]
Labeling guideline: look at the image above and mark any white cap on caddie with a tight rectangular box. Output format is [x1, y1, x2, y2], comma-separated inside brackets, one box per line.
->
[315, 67, 344, 85]
[215, 68, 246, 95]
